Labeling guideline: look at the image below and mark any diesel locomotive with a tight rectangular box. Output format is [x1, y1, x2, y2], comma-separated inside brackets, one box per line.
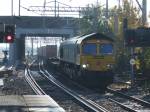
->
[58, 33, 115, 87]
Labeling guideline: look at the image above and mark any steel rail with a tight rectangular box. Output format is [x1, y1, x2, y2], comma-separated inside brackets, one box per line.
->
[108, 98, 137, 112]
[39, 62, 109, 112]
[28, 68, 46, 95]
[25, 68, 46, 95]
[107, 87, 150, 108]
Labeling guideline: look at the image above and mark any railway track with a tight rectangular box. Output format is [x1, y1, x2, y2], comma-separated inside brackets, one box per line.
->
[28, 61, 150, 112]
[39, 62, 110, 112]
[47, 61, 150, 112]
[107, 87, 150, 112]
[25, 67, 46, 95]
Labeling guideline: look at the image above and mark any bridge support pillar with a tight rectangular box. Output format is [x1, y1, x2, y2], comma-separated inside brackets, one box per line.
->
[9, 36, 25, 68]
[9, 43, 17, 65]
[16, 36, 25, 68]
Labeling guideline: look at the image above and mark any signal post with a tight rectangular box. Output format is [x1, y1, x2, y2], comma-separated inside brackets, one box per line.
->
[0, 23, 15, 43]
[125, 27, 150, 85]
[129, 51, 136, 86]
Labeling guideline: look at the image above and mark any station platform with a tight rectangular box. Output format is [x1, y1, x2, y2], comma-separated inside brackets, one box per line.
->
[0, 95, 65, 112]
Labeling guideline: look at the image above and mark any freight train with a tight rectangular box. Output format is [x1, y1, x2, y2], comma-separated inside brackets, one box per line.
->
[58, 33, 115, 87]
[38, 33, 116, 87]
[37, 45, 57, 62]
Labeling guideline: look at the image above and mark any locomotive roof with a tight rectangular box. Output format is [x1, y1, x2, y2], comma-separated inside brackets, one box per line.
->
[77, 32, 114, 42]
[61, 32, 114, 45]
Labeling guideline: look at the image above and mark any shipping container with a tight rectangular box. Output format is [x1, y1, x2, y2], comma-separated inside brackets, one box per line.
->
[37, 45, 57, 60]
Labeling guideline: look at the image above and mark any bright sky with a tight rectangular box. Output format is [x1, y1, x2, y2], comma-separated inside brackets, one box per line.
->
[0, 0, 149, 22]
[0, 0, 149, 17]
[0, 0, 114, 16]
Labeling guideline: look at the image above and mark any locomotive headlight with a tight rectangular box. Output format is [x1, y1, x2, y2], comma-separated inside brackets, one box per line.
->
[82, 64, 89, 69]
[82, 64, 87, 68]
[107, 64, 113, 69]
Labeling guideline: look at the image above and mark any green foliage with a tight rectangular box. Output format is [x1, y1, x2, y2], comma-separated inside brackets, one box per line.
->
[108, 0, 142, 73]
[109, 0, 142, 53]
[109, 0, 141, 37]
[79, 4, 112, 35]
[143, 48, 150, 69]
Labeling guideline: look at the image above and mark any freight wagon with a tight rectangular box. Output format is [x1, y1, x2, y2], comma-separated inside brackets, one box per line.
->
[37, 45, 57, 61]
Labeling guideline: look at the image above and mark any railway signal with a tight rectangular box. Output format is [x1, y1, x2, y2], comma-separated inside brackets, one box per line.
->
[125, 27, 150, 47]
[4, 34, 14, 43]
[125, 29, 136, 46]
[0, 24, 15, 43]
[4, 24, 15, 43]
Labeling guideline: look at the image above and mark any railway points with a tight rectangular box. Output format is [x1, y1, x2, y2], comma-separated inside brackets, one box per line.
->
[107, 87, 150, 111]
[45, 59, 150, 112]
[38, 62, 129, 112]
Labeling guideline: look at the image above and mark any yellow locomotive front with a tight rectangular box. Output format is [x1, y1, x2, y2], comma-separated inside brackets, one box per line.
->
[80, 39, 115, 72]
[77, 36, 115, 87]
[59, 33, 115, 87]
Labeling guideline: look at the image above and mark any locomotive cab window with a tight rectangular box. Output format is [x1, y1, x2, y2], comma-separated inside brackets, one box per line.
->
[100, 44, 113, 55]
[82, 43, 97, 55]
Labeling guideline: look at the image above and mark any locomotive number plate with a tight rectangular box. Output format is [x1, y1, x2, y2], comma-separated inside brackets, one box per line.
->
[93, 56, 104, 59]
